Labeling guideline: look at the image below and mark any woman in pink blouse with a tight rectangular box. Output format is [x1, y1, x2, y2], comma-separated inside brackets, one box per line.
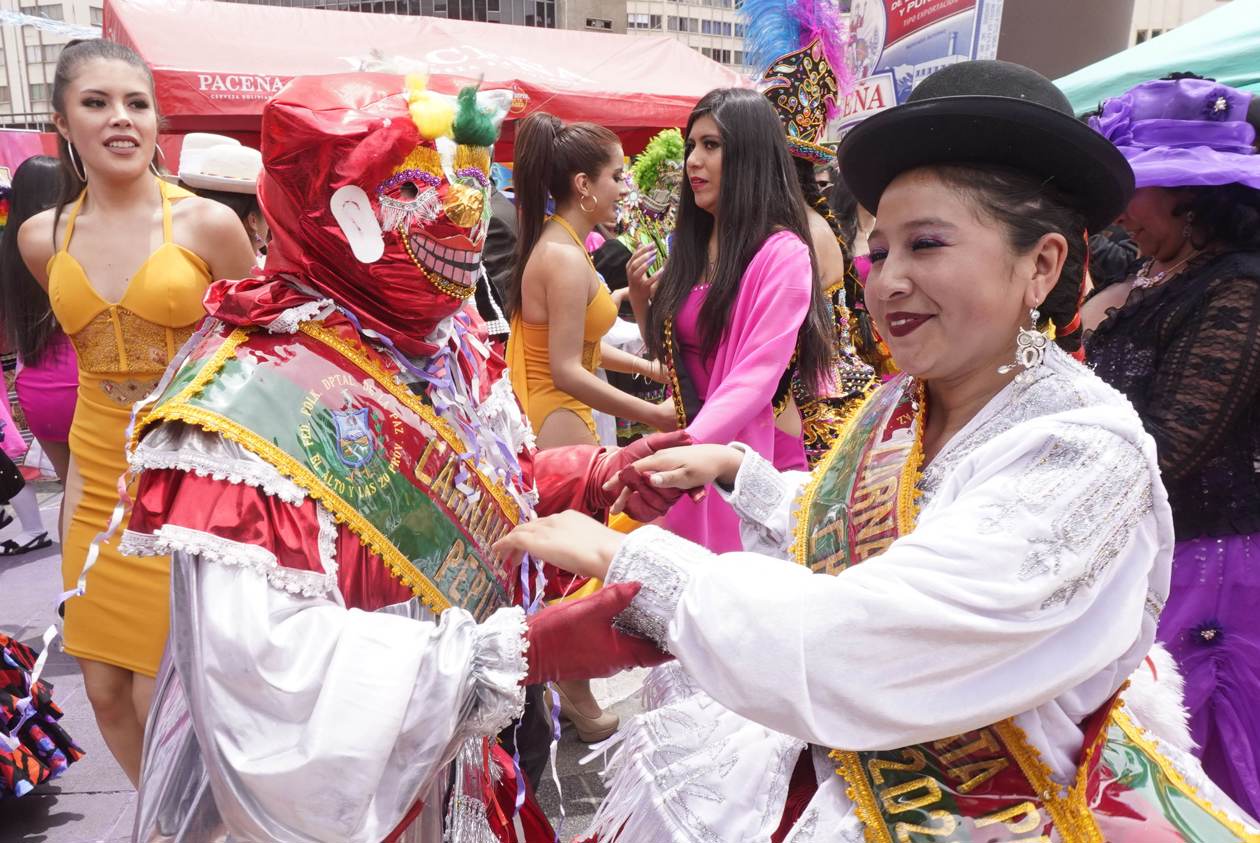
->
[628, 88, 834, 552]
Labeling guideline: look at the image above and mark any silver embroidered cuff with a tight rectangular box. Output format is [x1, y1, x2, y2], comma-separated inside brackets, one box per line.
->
[466, 606, 528, 736]
[606, 525, 714, 652]
[719, 442, 789, 526]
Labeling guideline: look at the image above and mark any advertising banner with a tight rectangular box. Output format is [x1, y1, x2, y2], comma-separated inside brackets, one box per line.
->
[840, 0, 1005, 133]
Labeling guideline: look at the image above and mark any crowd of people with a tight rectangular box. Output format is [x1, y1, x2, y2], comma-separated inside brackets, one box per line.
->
[0, 16, 1256, 843]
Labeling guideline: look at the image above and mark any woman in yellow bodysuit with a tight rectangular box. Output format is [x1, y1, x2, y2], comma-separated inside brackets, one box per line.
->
[19, 40, 255, 786]
[506, 112, 675, 742]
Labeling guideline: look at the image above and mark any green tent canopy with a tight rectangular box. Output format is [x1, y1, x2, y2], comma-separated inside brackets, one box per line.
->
[1057, 0, 1260, 116]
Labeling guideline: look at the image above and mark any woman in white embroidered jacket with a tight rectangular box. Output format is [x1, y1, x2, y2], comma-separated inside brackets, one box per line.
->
[496, 61, 1260, 842]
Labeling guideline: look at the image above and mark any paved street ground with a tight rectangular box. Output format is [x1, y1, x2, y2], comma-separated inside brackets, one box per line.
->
[0, 483, 636, 842]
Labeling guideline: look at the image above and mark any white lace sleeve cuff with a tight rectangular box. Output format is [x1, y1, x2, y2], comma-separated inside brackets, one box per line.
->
[465, 606, 529, 736]
[717, 442, 790, 525]
[606, 525, 715, 652]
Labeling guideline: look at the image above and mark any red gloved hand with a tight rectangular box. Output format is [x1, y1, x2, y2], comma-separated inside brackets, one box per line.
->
[524, 582, 672, 685]
[532, 430, 693, 520]
[585, 430, 693, 520]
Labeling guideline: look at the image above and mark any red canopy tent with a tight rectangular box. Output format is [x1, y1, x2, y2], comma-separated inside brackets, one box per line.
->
[104, 0, 745, 159]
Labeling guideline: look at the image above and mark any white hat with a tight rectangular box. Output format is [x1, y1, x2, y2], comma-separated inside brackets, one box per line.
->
[181, 132, 241, 154]
[179, 135, 261, 195]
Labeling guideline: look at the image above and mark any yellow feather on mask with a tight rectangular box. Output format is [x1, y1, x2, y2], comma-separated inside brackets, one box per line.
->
[404, 74, 454, 140]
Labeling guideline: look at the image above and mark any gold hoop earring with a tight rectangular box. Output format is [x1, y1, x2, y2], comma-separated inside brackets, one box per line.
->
[67, 142, 87, 182]
[579, 193, 597, 214]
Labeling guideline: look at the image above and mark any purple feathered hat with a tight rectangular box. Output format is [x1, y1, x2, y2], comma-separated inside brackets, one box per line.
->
[1090, 77, 1260, 190]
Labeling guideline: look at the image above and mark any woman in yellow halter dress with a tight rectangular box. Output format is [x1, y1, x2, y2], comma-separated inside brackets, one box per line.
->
[18, 41, 256, 786]
[49, 178, 210, 675]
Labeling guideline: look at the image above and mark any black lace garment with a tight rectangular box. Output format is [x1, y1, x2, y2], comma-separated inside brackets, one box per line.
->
[1086, 249, 1260, 540]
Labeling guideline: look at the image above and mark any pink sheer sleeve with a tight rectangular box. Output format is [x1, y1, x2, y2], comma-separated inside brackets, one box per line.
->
[686, 231, 812, 445]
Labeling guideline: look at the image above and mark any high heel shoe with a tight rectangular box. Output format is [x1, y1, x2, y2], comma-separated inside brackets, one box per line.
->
[553, 684, 620, 743]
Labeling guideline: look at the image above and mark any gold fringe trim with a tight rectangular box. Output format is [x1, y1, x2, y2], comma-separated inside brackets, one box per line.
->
[993, 718, 1103, 842]
[789, 388, 875, 567]
[136, 320, 527, 615]
[1111, 707, 1260, 842]
[299, 321, 522, 524]
[145, 402, 454, 615]
[133, 326, 253, 447]
[829, 749, 894, 843]
[1065, 685, 1126, 815]
[788, 381, 886, 567]
[894, 380, 927, 536]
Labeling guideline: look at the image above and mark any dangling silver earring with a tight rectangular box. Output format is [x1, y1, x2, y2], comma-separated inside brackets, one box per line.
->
[998, 307, 1049, 383]
[1182, 210, 1196, 241]
[67, 142, 87, 182]
[150, 143, 167, 177]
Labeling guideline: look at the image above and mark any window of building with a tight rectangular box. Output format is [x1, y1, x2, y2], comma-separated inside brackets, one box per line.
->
[733, 22, 744, 37]
[0, 86, 9, 105]
[733, 49, 743, 65]
[29, 82, 52, 102]
[628, 12, 661, 28]
[1135, 29, 1148, 44]
[25, 43, 62, 64]
[432, 0, 448, 15]
[21, 3, 63, 20]
[667, 15, 678, 29]
[721, 21, 731, 35]
[701, 19, 713, 33]
[89, 4, 103, 24]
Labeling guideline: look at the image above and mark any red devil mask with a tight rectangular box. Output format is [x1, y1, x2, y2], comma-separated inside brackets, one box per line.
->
[259, 73, 513, 357]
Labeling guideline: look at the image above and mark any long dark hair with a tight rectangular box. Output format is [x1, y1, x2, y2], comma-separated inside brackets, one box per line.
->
[795, 157, 846, 249]
[1177, 184, 1260, 252]
[935, 164, 1089, 352]
[646, 88, 834, 389]
[825, 169, 860, 251]
[51, 39, 162, 242]
[508, 111, 620, 317]
[0, 156, 63, 362]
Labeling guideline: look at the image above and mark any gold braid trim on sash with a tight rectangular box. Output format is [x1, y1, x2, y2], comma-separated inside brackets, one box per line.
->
[789, 420, 847, 566]
[1111, 707, 1260, 841]
[894, 382, 927, 535]
[992, 718, 1104, 842]
[299, 321, 523, 522]
[135, 320, 525, 615]
[828, 749, 894, 843]
[662, 317, 688, 431]
[146, 401, 454, 615]
[133, 326, 253, 445]
[787, 379, 918, 566]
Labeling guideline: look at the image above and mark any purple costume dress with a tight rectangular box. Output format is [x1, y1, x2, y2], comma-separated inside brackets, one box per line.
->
[1086, 248, 1260, 819]
[664, 231, 811, 552]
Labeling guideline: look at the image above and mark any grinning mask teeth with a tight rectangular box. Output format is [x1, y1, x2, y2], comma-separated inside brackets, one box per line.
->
[259, 72, 515, 357]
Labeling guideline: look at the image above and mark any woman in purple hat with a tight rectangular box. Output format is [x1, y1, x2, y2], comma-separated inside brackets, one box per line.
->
[1087, 73, 1260, 818]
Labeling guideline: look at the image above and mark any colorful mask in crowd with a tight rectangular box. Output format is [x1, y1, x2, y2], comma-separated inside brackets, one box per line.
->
[258, 73, 513, 357]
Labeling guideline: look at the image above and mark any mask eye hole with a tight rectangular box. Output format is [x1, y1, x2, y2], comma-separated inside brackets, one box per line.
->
[399, 181, 419, 201]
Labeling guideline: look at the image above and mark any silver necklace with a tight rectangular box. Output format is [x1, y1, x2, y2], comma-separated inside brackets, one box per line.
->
[1132, 249, 1200, 290]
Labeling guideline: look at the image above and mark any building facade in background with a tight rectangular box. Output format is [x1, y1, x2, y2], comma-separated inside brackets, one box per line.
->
[1130, 0, 1231, 44]
[0, 0, 101, 125]
[220, 0, 625, 33]
[625, 0, 747, 71]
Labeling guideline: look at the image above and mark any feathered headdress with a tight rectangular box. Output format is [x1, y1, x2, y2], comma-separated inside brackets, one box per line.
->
[631, 128, 684, 198]
[743, 0, 851, 165]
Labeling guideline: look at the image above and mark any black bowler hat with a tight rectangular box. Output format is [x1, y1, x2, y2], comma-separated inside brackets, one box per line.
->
[839, 60, 1134, 230]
